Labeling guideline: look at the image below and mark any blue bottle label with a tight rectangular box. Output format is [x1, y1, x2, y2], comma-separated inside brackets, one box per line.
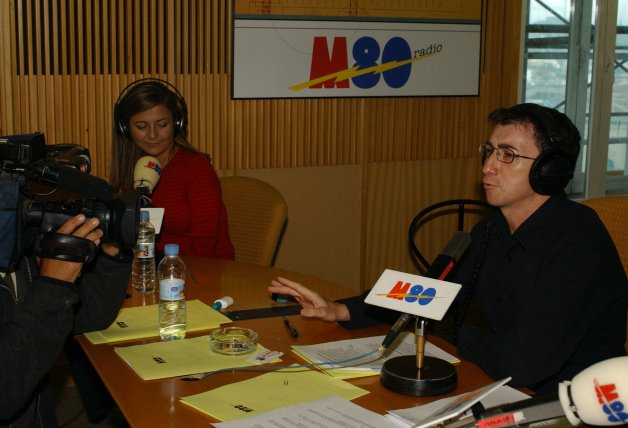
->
[159, 278, 185, 300]
[137, 243, 155, 258]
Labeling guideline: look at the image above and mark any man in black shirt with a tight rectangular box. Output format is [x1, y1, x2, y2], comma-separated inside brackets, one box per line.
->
[268, 103, 628, 394]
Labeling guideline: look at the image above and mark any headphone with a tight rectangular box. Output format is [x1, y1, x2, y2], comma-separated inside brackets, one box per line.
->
[113, 78, 188, 140]
[517, 103, 576, 196]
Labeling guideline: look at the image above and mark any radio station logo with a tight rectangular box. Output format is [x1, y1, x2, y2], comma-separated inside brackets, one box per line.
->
[594, 379, 628, 423]
[377, 280, 437, 306]
[290, 36, 443, 91]
[145, 160, 161, 175]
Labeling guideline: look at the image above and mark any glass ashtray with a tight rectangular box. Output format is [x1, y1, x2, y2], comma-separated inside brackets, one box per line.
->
[209, 327, 259, 355]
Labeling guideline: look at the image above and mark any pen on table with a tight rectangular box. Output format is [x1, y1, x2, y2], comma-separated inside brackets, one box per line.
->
[283, 316, 299, 338]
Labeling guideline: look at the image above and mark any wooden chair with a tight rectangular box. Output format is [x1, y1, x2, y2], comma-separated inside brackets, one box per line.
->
[580, 195, 628, 352]
[220, 176, 287, 266]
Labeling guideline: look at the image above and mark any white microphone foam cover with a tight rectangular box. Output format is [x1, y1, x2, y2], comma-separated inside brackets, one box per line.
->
[133, 156, 162, 192]
[558, 356, 628, 426]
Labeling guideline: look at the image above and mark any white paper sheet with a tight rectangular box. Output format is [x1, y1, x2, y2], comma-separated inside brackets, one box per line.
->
[212, 395, 401, 428]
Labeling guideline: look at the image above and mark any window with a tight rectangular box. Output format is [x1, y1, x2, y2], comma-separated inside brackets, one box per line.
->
[523, 0, 628, 197]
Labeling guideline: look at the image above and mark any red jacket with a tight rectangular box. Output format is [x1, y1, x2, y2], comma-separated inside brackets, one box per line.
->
[151, 149, 234, 259]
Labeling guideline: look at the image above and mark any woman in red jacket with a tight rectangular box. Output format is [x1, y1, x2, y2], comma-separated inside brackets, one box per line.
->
[110, 78, 234, 259]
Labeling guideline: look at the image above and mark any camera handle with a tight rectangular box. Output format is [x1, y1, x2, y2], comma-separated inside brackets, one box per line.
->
[35, 232, 96, 263]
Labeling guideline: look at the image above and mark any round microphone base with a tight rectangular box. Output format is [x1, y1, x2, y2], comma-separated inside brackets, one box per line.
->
[380, 355, 457, 396]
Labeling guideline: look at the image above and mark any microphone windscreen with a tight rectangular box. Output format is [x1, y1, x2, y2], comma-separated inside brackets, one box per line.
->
[558, 356, 628, 426]
[133, 156, 162, 193]
[56, 166, 114, 201]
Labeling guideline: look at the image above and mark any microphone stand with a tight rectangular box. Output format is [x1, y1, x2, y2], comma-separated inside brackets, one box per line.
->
[379, 231, 471, 396]
[380, 315, 457, 396]
[415, 317, 426, 371]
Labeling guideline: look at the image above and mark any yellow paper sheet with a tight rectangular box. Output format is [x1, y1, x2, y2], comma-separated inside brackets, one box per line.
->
[180, 366, 369, 421]
[84, 300, 232, 344]
[114, 334, 277, 380]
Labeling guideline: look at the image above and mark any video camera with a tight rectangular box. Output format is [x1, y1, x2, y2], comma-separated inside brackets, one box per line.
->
[0, 132, 141, 269]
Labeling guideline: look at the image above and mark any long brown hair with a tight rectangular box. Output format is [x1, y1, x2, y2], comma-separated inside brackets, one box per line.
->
[109, 80, 198, 192]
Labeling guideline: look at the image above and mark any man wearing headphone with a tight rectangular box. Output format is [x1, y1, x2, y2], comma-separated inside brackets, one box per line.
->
[268, 103, 628, 394]
[110, 78, 234, 260]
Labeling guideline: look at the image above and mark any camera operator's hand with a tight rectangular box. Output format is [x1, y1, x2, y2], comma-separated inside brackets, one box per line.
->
[38, 214, 104, 283]
[101, 242, 121, 257]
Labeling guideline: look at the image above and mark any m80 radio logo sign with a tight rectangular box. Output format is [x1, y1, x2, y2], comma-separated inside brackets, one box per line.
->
[382, 280, 438, 306]
[365, 269, 461, 321]
[290, 36, 442, 91]
[232, 19, 480, 99]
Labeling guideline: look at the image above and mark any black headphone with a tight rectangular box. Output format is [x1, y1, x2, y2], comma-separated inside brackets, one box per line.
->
[518, 104, 576, 196]
[113, 78, 188, 140]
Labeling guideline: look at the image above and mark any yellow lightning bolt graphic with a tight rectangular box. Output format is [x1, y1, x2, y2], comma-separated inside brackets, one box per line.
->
[376, 293, 445, 299]
[289, 52, 438, 92]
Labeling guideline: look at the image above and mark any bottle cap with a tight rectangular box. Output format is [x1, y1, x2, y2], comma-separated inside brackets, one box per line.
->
[164, 243, 179, 256]
[140, 211, 149, 221]
[212, 296, 234, 310]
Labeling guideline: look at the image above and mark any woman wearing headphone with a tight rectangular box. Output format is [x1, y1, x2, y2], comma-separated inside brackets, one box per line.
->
[110, 78, 234, 260]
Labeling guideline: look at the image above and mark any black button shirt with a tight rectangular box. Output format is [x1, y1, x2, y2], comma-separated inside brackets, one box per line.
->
[455, 193, 628, 393]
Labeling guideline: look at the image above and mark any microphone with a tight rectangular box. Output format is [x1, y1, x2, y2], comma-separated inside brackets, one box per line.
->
[133, 156, 162, 193]
[559, 356, 628, 426]
[446, 356, 628, 427]
[380, 231, 471, 349]
[29, 160, 114, 201]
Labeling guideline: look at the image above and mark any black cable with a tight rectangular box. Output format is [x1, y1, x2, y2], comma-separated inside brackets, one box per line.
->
[449, 222, 491, 344]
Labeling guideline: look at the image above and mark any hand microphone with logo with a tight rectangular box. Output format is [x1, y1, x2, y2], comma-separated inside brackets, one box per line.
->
[133, 156, 162, 194]
[445, 356, 628, 427]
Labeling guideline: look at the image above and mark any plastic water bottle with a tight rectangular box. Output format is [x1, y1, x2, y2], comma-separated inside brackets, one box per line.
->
[131, 211, 156, 294]
[158, 243, 187, 341]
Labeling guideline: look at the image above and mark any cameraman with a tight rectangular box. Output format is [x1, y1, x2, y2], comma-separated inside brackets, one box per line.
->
[0, 214, 130, 427]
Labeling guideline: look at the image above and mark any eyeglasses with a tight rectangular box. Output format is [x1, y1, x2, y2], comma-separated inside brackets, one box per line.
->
[478, 142, 538, 164]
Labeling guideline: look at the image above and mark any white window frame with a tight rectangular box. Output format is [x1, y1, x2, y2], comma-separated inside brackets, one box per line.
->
[521, 0, 627, 197]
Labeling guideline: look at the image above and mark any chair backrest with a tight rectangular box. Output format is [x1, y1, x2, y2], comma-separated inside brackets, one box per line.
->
[408, 199, 491, 271]
[580, 195, 628, 352]
[581, 196, 628, 275]
[220, 176, 287, 266]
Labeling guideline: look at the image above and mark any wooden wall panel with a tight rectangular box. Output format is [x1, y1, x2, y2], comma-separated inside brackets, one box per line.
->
[232, 97, 364, 169]
[363, 159, 485, 289]
[0, 1, 521, 174]
[233, 0, 482, 20]
[0, 0, 523, 289]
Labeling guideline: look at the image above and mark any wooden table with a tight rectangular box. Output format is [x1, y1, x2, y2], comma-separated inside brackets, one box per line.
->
[78, 257, 496, 427]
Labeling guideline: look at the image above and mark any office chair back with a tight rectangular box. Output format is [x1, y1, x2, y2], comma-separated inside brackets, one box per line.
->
[220, 176, 287, 266]
[580, 195, 628, 352]
[408, 199, 491, 271]
[581, 196, 628, 275]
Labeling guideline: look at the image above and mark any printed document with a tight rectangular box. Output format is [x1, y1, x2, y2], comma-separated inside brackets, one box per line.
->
[211, 395, 402, 428]
[291, 331, 459, 378]
[387, 382, 531, 427]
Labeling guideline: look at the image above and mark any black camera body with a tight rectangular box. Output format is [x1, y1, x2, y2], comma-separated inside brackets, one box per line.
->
[0, 132, 140, 269]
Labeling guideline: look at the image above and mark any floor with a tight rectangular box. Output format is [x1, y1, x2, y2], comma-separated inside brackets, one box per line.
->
[51, 361, 129, 428]
[53, 385, 128, 428]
